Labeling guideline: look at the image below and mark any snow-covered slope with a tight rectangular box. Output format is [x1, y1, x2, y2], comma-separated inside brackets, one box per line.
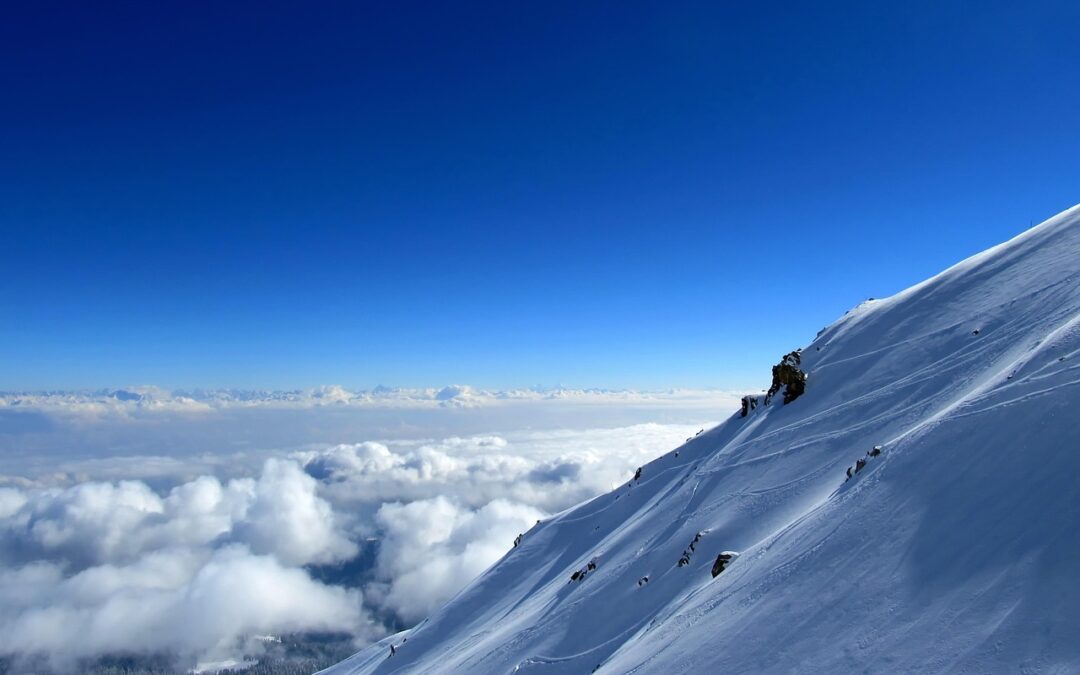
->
[323, 205, 1080, 674]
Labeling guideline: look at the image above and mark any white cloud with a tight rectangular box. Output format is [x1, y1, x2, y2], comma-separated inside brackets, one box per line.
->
[234, 458, 357, 566]
[0, 384, 741, 419]
[4, 480, 167, 568]
[370, 497, 545, 623]
[0, 460, 370, 668]
[0, 546, 368, 670]
[0, 459, 355, 571]
[0, 390, 727, 668]
[295, 423, 708, 513]
[0, 488, 27, 518]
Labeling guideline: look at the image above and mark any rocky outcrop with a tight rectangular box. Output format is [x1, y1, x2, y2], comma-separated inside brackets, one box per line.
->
[740, 395, 759, 417]
[738, 350, 808, 418]
[711, 551, 739, 578]
[677, 532, 704, 567]
[765, 350, 807, 405]
[845, 445, 884, 481]
[569, 559, 599, 583]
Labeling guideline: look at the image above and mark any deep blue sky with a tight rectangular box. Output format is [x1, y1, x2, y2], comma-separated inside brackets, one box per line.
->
[2, 1, 1078, 390]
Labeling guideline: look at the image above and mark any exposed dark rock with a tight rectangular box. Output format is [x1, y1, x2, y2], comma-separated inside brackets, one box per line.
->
[846, 447, 882, 481]
[711, 552, 738, 578]
[765, 350, 807, 405]
[677, 532, 706, 567]
[571, 560, 598, 583]
[740, 395, 759, 417]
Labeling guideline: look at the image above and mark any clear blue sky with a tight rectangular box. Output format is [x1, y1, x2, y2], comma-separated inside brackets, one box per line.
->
[2, 1, 1078, 391]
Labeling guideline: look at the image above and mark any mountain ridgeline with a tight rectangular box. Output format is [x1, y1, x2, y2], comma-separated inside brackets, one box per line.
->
[322, 205, 1080, 674]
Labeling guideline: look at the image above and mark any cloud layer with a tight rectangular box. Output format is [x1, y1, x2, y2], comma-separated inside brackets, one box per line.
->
[1, 459, 355, 570]
[0, 384, 740, 417]
[370, 497, 545, 622]
[0, 546, 365, 668]
[0, 459, 370, 670]
[0, 391, 723, 670]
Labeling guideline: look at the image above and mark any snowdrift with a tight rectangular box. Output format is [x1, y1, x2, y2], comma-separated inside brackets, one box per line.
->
[322, 205, 1080, 674]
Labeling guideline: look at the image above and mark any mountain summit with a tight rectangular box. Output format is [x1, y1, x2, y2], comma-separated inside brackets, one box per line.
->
[323, 205, 1080, 674]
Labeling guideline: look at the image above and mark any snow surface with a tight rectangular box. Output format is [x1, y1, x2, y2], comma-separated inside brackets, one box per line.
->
[321, 205, 1080, 674]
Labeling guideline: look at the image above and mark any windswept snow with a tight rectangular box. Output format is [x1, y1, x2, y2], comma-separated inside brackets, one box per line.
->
[321, 205, 1080, 674]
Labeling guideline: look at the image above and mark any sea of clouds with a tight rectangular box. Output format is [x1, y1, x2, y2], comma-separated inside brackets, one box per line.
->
[0, 385, 740, 671]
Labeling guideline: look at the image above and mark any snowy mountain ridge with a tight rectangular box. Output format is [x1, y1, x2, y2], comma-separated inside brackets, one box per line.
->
[322, 204, 1080, 674]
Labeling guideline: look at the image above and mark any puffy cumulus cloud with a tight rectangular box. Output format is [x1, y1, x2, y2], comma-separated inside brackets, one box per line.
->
[0, 488, 28, 519]
[0, 545, 368, 670]
[234, 458, 357, 566]
[293, 439, 533, 509]
[0, 460, 367, 667]
[368, 497, 545, 622]
[294, 423, 706, 514]
[286, 423, 710, 624]
[0, 459, 354, 571]
[2, 480, 169, 568]
[0, 418, 717, 668]
[300, 441, 403, 481]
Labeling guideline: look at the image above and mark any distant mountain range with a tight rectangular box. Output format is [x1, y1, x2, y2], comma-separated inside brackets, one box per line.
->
[0, 385, 740, 412]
